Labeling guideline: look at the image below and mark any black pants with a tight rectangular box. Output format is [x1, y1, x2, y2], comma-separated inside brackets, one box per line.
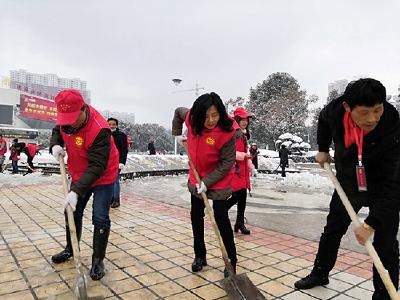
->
[313, 191, 399, 298]
[190, 195, 237, 263]
[280, 163, 286, 177]
[226, 189, 247, 225]
[27, 154, 34, 173]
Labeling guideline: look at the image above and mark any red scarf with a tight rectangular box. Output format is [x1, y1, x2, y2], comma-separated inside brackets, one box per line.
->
[343, 111, 368, 148]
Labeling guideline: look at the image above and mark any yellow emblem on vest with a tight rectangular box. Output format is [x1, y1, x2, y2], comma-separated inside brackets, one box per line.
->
[206, 137, 215, 145]
[75, 136, 84, 147]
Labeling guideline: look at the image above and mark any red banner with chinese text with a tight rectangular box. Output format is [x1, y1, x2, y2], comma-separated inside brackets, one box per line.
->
[20, 94, 58, 123]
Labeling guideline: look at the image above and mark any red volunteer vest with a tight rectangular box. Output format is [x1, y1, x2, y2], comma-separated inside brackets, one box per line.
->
[0, 138, 6, 156]
[232, 133, 251, 191]
[25, 144, 40, 157]
[60, 105, 119, 186]
[185, 112, 235, 190]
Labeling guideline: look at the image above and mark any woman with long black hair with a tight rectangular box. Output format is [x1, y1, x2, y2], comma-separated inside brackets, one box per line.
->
[172, 92, 238, 277]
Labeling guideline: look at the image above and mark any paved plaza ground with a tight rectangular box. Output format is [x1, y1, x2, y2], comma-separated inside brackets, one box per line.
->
[0, 184, 377, 299]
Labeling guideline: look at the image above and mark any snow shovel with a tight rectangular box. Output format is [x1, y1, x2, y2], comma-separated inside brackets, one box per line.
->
[184, 145, 266, 299]
[324, 162, 400, 300]
[59, 155, 105, 300]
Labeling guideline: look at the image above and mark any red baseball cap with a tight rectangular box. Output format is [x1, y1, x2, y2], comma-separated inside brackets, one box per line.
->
[55, 89, 85, 125]
[233, 107, 254, 119]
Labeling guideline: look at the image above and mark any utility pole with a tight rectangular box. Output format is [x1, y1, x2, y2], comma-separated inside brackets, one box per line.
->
[171, 80, 205, 155]
[172, 83, 205, 97]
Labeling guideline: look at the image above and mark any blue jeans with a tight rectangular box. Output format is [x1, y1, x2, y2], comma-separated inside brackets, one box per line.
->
[68, 183, 114, 229]
[12, 160, 18, 173]
[112, 171, 121, 199]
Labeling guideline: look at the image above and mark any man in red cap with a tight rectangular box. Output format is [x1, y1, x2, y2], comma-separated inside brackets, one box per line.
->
[50, 89, 119, 280]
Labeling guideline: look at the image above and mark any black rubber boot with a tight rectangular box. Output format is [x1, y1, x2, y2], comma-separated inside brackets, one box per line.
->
[224, 261, 237, 278]
[294, 272, 329, 289]
[234, 224, 251, 235]
[51, 220, 82, 264]
[191, 257, 207, 272]
[90, 227, 110, 280]
[111, 198, 120, 208]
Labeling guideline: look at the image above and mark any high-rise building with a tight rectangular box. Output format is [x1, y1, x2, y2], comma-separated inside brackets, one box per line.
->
[328, 79, 348, 96]
[9, 69, 90, 103]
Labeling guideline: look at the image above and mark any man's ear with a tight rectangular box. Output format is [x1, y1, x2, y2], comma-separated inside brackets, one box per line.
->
[342, 102, 351, 112]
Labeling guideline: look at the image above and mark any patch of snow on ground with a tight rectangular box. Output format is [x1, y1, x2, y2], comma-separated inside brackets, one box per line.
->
[0, 172, 62, 186]
[275, 171, 333, 195]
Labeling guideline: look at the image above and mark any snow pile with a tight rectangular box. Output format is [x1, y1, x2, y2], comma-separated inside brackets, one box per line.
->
[123, 154, 188, 172]
[3, 150, 60, 165]
[275, 172, 333, 195]
[0, 172, 62, 187]
[258, 149, 279, 158]
[258, 156, 297, 171]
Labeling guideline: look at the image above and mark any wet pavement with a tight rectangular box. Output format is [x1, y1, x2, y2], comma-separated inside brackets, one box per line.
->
[0, 183, 378, 299]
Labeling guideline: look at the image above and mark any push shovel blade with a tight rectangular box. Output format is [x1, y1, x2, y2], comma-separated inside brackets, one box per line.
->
[220, 273, 266, 300]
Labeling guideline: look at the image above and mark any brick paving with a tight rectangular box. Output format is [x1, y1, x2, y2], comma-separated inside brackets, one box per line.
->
[0, 184, 377, 299]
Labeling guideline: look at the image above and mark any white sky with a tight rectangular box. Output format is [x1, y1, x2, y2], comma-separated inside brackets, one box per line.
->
[1, 0, 399, 127]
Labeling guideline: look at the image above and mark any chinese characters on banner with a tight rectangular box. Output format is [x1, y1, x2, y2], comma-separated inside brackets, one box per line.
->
[20, 94, 58, 123]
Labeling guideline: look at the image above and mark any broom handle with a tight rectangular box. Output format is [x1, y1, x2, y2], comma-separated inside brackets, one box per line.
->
[184, 144, 234, 273]
[324, 163, 399, 300]
[59, 155, 81, 265]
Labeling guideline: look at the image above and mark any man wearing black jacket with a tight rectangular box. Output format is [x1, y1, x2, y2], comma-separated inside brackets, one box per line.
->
[107, 117, 128, 208]
[294, 78, 400, 300]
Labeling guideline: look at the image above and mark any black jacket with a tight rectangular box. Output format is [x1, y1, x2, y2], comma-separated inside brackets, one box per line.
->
[279, 148, 290, 165]
[317, 97, 400, 230]
[112, 129, 128, 164]
[148, 142, 156, 155]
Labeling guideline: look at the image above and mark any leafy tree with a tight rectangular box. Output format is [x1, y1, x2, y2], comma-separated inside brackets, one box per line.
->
[118, 122, 174, 153]
[327, 89, 339, 103]
[224, 96, 247, 114]
[308, 106, 322, 149]
[246, 72, 308, 148]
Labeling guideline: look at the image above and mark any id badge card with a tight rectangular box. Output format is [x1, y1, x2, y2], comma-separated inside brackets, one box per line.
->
[356, 165, 367, 192]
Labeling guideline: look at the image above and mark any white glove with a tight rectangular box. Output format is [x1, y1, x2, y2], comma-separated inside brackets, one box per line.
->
[119, 163, 125, 170]
[64, 191, 78, 212]
[52, 145, 65, 160]
[176, 135, 188, 145]
[248, 160, 257, 177]
[196, 181, 207, 194]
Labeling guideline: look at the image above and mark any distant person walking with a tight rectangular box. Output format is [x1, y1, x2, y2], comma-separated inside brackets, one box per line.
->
[107, 117, 128, 208]
[148, 140, 156, 155]
[279, 144, 290, 177]
[249, 143, 259, 170]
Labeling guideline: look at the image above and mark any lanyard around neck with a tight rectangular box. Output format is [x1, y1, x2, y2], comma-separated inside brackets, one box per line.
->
[353, 127, 364, 166]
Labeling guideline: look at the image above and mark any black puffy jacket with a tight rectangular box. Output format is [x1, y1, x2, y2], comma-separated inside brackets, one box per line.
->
[317, 97, 400, 230]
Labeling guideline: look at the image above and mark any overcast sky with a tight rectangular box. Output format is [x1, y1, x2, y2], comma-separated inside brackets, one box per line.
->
[1, 0, 399, 127]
